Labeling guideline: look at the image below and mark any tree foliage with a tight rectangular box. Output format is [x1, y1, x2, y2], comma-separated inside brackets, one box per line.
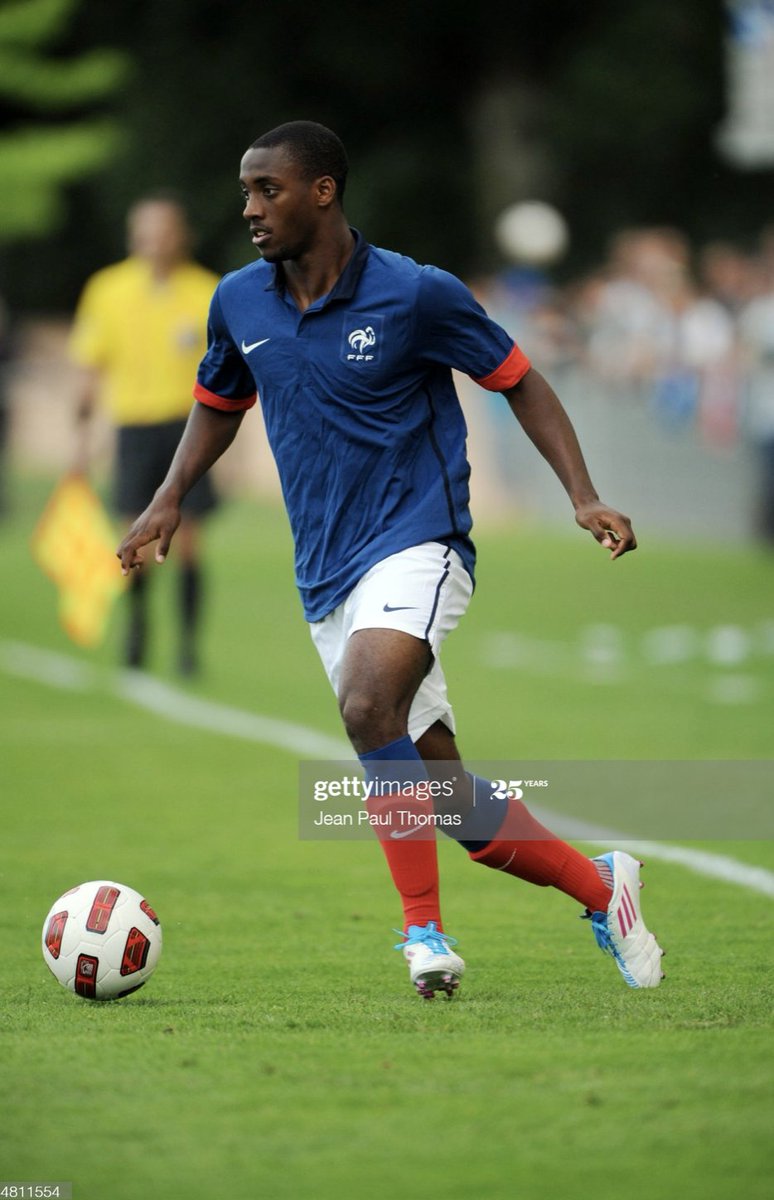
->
[0, 0, 127, 243]
[3, 0, 772, 310]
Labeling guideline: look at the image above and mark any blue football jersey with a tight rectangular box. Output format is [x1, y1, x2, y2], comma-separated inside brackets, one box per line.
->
[194, 232, 530, 620]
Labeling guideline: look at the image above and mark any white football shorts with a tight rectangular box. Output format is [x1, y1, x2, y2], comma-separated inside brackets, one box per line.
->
[309, 541, 474, 742]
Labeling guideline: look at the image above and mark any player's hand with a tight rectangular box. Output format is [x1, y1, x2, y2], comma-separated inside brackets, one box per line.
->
[574, 500, 637, 560]
[116, 498, 181, 574]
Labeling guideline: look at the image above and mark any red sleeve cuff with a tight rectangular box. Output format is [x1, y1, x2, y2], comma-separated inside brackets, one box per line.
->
[473, 344, 531, 392]
[193, 381, 257, 412]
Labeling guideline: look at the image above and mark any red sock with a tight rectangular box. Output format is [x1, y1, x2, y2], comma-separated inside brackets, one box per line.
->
[366, 789, 442, 931]
[469, 795, 612, 912]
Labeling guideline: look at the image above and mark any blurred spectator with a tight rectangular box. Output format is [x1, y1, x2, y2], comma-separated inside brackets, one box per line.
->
[69, 196, 220, 673]
[568, 228, 738, 441]
[521, 297, 582, 377]
[698, 241, 760, 315]
[738, 277, 774, 541]
[583, 229, 675, 392]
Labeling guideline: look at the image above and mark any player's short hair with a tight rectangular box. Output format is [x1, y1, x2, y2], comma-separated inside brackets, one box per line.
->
[250, 121, 348, 204]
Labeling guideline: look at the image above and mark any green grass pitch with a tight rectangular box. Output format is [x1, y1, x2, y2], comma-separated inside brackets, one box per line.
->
[1, 474, 772, 1200]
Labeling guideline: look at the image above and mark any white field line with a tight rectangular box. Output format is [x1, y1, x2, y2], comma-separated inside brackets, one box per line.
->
[2, 638, 773, 899]
[113, 669, 350, 758]
[480, 626, 771, 705]
[0, 638, 349, 758]
[529, 806, 774, 899]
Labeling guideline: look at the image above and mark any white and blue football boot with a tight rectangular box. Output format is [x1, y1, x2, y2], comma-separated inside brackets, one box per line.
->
[394, 921, 465, 999]
[584, 851, 665, 988]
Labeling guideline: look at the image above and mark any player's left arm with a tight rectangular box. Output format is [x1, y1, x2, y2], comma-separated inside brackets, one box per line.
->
[503, 366, 637, 559]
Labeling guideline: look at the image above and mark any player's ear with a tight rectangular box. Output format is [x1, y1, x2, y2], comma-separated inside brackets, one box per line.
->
[316, 175, 337, 209]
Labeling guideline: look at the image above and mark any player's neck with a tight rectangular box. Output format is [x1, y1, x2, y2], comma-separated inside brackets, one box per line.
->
[283, 223, 354, 312]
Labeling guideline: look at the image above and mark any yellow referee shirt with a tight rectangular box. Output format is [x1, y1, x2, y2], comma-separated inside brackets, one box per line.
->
[69, 257, 219, 425]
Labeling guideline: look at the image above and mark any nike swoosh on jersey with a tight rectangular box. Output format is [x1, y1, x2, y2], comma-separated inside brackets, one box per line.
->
[241, 337, 271, 354]
[383, 604, 417, 612]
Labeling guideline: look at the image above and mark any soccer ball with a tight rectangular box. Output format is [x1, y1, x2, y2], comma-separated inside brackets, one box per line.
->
[41, 880, 162, 1000]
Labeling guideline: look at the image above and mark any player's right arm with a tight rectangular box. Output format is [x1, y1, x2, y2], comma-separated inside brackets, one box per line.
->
[117, 403, 244, 573]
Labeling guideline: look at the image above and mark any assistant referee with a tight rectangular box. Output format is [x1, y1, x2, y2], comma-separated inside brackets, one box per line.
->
[70, 195, 219, 673]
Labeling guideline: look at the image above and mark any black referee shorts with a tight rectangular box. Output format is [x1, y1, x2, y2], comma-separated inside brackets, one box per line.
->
[114, 419, 217, 518]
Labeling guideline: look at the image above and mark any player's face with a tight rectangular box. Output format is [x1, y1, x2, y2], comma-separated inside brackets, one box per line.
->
[239, 146, 330, 263]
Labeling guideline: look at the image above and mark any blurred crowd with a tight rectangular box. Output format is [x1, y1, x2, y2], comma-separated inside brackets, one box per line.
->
[478, 225, 774, 539]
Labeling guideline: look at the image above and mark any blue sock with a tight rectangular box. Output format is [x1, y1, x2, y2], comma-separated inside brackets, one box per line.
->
[358, 751, 505, 852]
[449, 774, 508, 852]
[358, 734, 428, 786]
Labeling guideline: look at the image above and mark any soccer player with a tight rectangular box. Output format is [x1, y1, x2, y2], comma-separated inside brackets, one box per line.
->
[70, 196, 220, 674]
[117, 122, 665, 997]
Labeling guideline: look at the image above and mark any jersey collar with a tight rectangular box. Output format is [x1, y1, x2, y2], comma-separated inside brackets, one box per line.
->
[264, 227, 369, 305]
